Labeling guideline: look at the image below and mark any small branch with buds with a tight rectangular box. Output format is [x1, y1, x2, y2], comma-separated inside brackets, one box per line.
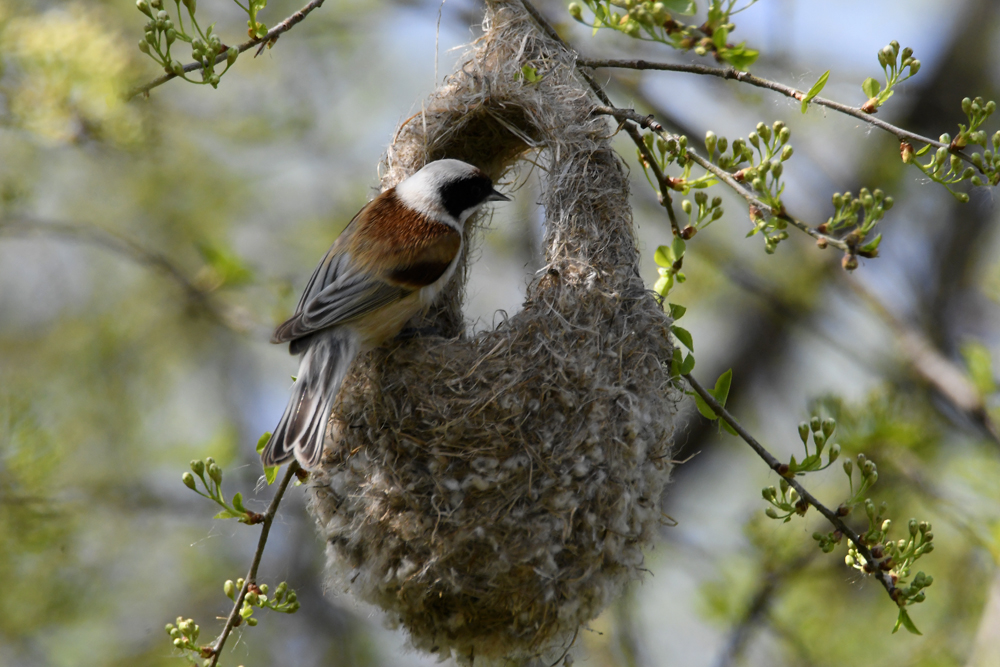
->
[594, 106, 850, 252]
[205, 461, 301, 666]
[127, 0, 327, 100]
[577, 58, 982, 173]
[683, 373, 899, 601]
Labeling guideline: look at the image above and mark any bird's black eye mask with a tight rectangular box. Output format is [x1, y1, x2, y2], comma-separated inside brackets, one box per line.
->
[439, 175, 495, 220]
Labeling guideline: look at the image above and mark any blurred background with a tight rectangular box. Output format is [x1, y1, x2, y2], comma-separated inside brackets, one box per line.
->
[2, 0, 1000, 665]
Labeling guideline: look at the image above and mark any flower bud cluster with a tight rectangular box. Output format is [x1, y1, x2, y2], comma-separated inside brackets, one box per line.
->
[164, 616, 201, 653]
[568, 0, 758, 69]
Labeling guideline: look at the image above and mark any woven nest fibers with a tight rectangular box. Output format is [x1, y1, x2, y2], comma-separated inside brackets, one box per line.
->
[306, 2, 679, 664]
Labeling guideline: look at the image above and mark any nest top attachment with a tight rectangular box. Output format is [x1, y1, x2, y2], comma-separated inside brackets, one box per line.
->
[307, 3, 678, 664]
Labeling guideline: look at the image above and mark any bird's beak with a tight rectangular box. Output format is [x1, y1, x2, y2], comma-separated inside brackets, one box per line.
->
[487, 189, 511, 202]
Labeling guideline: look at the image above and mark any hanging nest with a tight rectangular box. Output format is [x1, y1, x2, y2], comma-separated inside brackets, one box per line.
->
[306, 1, 679, 663]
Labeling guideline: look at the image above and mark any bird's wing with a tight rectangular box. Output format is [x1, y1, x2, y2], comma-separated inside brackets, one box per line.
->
[271, 195, 461, 345]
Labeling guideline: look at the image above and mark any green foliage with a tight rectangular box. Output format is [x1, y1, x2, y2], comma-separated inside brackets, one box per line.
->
[860, 41, 920, 113]
[800, 69, 829, 113]
[183, 457, 263, 524]
[820, 188, 892, 258]
[568, 0, 759, 69]
[227, 578, 301, 622]
[135, 0, 248, 88]
[760, 413, 935, 633]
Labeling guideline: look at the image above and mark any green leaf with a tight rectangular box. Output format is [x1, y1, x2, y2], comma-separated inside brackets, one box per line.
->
[893, 609, 923, 635]
[654, 245, 673, 267]
[672, 325, 694, 352]
[860, 233, 882, 253]
[711, 25, 728, 51]
[712, 369, 733, 407]
[694, 392, 718, 420]
[801, 70, 830, 113]
[671, 236, 686, 262]
[264, 465, 277, 485]
[720, 420, 738, 436]
[862, 77, 881, 100]
[914, 144, 931, 157]
[668, 303, 687, 320]
[256, 431, 272, 454]
[214, 509, 239, 520]
[654, 274, 672, 296]
[679, 352, 696, 375]
[661, 0, 696, 15]
[722, 43, 758, 71]
[519, 65, 541, 83]
[232, 492, 245, 514]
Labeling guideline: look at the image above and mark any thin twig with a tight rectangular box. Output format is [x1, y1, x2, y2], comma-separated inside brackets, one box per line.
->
[594, 105, 850, 251]
[127, 0, 327, 100]
[578, 58, 981, 171]
[206, 461, 301, 666]
[519, 0, 683, 236]
[0, 216, 258, 334]
[682, 373, 899, 601]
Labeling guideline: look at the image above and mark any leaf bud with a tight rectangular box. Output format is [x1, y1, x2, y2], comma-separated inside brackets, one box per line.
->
[962, 97, 974, 116]
[751, 178, 765, 192]
[171, 61, 184, 76]
[182, 0, 196, 10]
[901, 46, 913, 61]
[756, 121, 771, 144]
[137, 0, 153, 15]
[208, 463, 222, 484]
[765, 507, 779, 519]
[845, 554, 856, 567]
[950, 154, 962, 174]
[881, 45, 895, 64]
[821, 417, 836, 437]
[843, 459, 853, 476]
[972, 176, 984, 187]
[908, 59, 920, 75]
[924, 531, 933, 542]
[704, 130, 717, 155]
[694, 190, 707, 206]
[798, 421, 809, 443]
[166, 28, 176, 44]
[955, 191, 970, 203]
[169, 627, 181, 638]
[245, 591, 258, 605]
[986, 100, 997, 116]
[711, 208, 723, 221]
[770, 161, 783, 179]
[828, 444, 840, 463]
[173, 638, 185, 648]
[881, 519, 891, 533]
[568, 3, 583, 20]
[151, 0, 163, 7]
[681, 199, 692, 215]
[747, 132, 759, 148]
[182, 472, 196, 489]
[224, 580, 236, 599]
[138, 40, 150, 54]
[889, 40, 899, 56]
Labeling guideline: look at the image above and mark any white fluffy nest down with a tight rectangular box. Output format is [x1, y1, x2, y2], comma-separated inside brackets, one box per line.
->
[306, 2, 679, 664]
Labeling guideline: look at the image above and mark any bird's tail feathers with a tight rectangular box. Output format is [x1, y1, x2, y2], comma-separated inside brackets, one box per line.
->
[262, 333, 358, 470]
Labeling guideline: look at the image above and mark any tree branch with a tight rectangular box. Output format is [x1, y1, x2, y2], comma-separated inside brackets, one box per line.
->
[127, 0, 328, 100]
[0, 216, 259, 335]
[594, 106, 850, 251]
[682, 373, 900, 601]
[578, 58, 981, 171]
[206, 461, 301, 666]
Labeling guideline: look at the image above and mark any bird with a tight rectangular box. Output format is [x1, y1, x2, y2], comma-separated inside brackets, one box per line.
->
[261, 159, 510, 470]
